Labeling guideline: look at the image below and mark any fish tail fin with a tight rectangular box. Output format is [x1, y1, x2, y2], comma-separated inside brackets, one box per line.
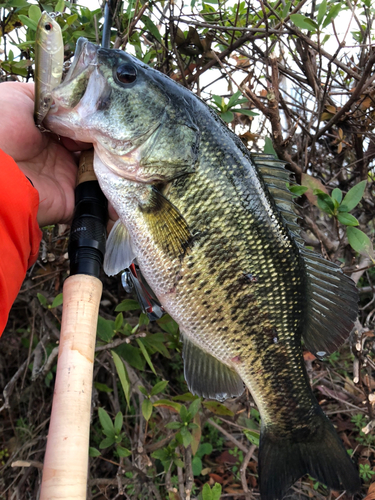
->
[259, 411, 360, 500]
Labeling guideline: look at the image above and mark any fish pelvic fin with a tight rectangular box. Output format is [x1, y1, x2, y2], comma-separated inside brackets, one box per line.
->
[301, 248, 358, 357]
[259, 410, 360, 500]
[182, 335, 244, 401]
[104, 219, 137, 276]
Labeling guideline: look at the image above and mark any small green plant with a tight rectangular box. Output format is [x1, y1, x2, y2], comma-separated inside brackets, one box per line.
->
[210, 90, 258, 123]
[228, 446, 244, 474]
[165, 399, 201, 448]
[359, 463, 375, 482]
[139, 380, 169, 421]
[89, 408, 131, 458]
[351, 414, 375, 446]
[200, 482, 222, 500]
[0, 448, 9, 466]
[37, 293, 63, 309]
[313, 181, 374, 261]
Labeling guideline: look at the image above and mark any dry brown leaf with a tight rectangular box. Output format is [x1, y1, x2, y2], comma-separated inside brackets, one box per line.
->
[301, 173, 328, 206]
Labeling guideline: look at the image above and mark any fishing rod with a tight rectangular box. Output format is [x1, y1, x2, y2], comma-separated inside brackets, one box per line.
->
[39, 3, 112, 498]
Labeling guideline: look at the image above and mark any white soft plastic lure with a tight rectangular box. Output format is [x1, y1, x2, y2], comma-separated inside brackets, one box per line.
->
[34, 12, 63, 126]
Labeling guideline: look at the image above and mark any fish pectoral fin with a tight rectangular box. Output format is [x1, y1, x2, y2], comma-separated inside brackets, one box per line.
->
[301, 248, 358, 357]
[182, 335, 244, 401]
[139, 186, 193, 260]
[259, 409, 360, 500]
[104, 219, 137, 276]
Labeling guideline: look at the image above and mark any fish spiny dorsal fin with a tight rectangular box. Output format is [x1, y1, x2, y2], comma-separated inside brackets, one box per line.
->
[300, 248, 358, 357]
[182, 335, 244, 402]
[250, 153, 304, 245]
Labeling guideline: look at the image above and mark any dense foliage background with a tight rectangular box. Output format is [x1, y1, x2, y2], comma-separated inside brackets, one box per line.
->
[0, 0, 374, 498]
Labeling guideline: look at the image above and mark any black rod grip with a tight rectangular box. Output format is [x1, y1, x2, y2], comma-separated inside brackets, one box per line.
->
[68, 151, 108, 277]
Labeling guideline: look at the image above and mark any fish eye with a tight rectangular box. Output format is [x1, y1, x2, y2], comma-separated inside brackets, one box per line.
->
[116, 63, 137, 85]
[44, 23, 52, 31]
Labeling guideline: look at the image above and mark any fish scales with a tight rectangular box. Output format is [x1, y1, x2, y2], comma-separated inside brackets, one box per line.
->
[45, 38, 360, 499]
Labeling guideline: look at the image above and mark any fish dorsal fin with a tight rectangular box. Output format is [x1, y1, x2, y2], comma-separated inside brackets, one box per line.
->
[251, 153, 304, 245]
[139, 186, 193, 260]
[251, 154, 358, 356]
[182, 335, 244, 401]
[104, 219, 137, 276]
[300, 248, 358, 357]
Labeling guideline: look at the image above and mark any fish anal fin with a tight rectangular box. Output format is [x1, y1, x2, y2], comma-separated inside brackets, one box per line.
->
[182, 336, 244, 401]
[139, 186, 193, 260]
[302, 248, 358, 356]
[104, 219, 136, 276]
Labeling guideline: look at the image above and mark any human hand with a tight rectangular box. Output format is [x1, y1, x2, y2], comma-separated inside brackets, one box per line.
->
[0, 82, 89, 227]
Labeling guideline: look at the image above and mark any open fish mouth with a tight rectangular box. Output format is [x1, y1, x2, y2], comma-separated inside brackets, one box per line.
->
[63, 37, 98, 84]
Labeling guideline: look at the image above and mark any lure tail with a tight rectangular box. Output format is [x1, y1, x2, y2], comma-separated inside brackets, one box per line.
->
[258, 408, 360, 500]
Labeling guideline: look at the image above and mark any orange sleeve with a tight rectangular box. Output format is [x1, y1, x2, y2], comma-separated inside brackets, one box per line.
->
[0, 149, 42, 336]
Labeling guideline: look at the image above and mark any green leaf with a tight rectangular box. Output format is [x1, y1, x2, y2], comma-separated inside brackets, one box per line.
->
[341, 180, 366, 211]
[230, 108, 259, 117]
[288, 185, 308, 197]
[281, 1, 291, 19]
[97, 316, 115, 342]
[28, 5, 41, 23]
[189, 398, 201, 418]
[153, 399, 182, 413]
[179, 426, 193, 447]
[243, 429, 260, 446]
[115, 299, 141, 312]
[66, 14, 78, 25]
[166, 421, 182, 430]
[290, 14, 316, 30]
[331, 187, 343, 204]
[114, 412, 123, 435]
[150, 380, 169, 396]
[180, 404, 189, 423]
[212, 483, 222, 500]
[197, 442, 213, 457]
[136, 338, 157, 375]
[55, 0, 65, 12]
[322, 3, 342, 28]
[114, 313, 123, 331]
[227, 90, 242, 108]
[142, 398, 153, 421]
[138, 385, 149, 396]
[37, 293, 47, 307]
[313, 190, 335, 214]
[111, 351, 131, 406]
[98, 407, 114, 435]
[203, 401, 234, 416]
[337, 213, 359, 226]
[211, 94, 223, 109]
[202, 483, 213, 500]
[94, 382, 113, 393]
[317, 0, 327, 25]
[346, 227, 375, 261]
[116, 445, 132, 457]
[139, 312, 150, 326]
[141, 15, 162, 42]
[263, 137, 277, 157]
[99, 436, 115, 449]
[51, 293, 63, 308]
[89, 447, 101, 457]
[221, 111, 234, 123]
[18, 14, 38, 31]
[192, 455, 202, 476]
[114, 343, 145, 370]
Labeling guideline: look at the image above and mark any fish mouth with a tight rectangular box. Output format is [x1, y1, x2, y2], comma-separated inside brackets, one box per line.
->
[63, 37, 98, 83]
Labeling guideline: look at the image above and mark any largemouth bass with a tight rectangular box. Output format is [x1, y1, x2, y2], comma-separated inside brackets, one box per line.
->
[34, 12, 63, 126]
[45, 38, 360, 499]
